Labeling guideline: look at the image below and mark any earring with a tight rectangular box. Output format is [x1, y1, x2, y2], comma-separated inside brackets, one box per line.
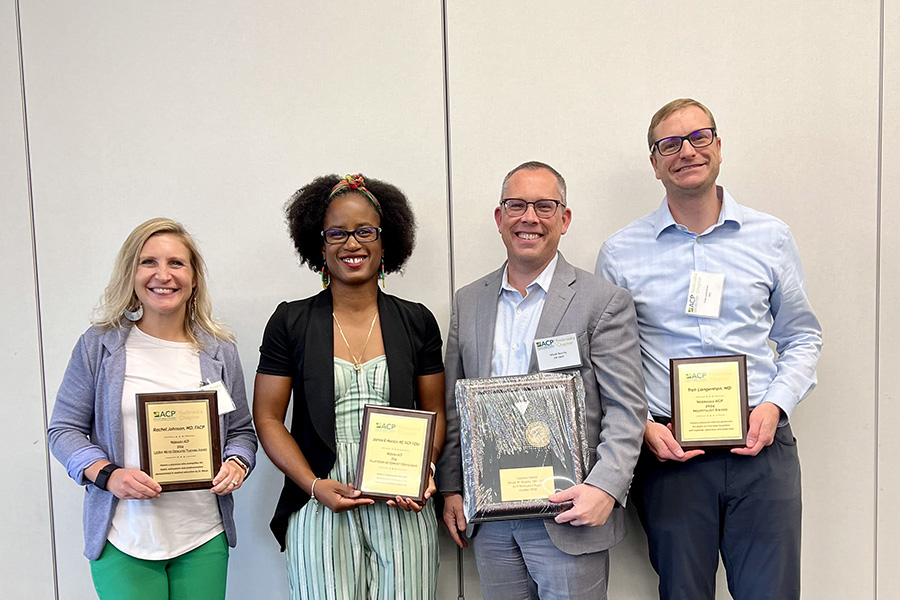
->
[190, 295, 197, 322]
[321, 266, 330, 289]
[124, 303, 143, 322]
[380, 259, 386, 289]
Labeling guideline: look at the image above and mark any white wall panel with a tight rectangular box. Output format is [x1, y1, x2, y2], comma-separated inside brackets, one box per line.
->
[445, 1, 879, 598]
[3, 0, 894, 598]
[0, 1, 55, 598]
[20, 1, 449, 598]
[878, 1, 900, 598]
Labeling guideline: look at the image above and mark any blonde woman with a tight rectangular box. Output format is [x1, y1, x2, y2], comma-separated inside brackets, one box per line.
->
[48, 218, 257, 600]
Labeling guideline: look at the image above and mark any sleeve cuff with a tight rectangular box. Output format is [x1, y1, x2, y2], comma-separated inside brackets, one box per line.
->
[760, 384, 799, 422]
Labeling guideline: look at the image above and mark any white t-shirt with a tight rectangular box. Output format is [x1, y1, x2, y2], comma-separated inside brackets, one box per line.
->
[107, 325, 224, 560]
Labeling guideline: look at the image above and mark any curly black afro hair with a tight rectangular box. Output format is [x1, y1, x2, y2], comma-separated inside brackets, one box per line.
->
[285, 174, 417, 274]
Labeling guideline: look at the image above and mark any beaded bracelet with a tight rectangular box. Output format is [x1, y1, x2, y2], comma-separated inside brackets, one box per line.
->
[310, 477, 322, 501]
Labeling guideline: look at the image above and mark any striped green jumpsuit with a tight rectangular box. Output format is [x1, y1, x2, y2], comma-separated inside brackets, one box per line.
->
[285, 356, 439, 600]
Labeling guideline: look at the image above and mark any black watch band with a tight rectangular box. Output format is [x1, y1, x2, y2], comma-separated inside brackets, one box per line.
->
[94, 463, 121, 491]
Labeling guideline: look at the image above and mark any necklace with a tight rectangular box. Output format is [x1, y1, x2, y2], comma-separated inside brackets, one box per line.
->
[333, 310, 379, 372]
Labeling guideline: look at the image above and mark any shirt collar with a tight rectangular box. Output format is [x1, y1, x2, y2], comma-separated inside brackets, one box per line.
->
[500, 252, 560, 296]
[652, 186, 743, 238]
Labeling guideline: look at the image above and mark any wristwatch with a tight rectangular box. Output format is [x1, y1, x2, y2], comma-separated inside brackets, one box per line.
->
[226, 455, 250, 473]
[94, 463, 122, 491]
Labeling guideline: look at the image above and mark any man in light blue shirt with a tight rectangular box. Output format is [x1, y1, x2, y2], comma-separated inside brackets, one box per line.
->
[438, 161, 647, 600]
[596, 99, 822, 600]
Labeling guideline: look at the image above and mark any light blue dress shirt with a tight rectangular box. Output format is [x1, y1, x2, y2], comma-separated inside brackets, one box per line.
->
[491, 254, 560, 377]
[596, 188, 822, 420]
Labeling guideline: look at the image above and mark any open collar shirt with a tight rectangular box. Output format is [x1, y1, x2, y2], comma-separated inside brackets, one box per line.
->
[491, 253, 560, 377]
[596, 187, 822, 420]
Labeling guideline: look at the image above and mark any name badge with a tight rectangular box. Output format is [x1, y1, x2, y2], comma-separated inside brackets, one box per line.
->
[685, 271, 725, 318]
[200, 380, 237, 415]
[534, 333, 582, 371]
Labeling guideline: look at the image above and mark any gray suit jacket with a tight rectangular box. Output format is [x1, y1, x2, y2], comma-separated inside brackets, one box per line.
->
[437, 253, 647, 554]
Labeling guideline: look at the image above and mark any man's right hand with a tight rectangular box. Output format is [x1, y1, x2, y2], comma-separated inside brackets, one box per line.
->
[644, 421, 705, 462]
[442, 493, 468, 548]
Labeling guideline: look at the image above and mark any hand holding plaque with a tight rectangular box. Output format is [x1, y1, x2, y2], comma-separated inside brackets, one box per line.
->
[670, 355, 749, 449]
[355, 405, 436, 503]
[137, 391, 221, 492]
[455, 371, 590, 523]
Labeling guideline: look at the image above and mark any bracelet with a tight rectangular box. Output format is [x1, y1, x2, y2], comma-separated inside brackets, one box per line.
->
[430, 462, 436, 477]
[310, 477, 322, 501]
[226, 456, 250, 473]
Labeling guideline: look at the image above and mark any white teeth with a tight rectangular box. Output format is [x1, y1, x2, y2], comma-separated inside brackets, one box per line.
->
[517, 233, 540, 240]
[151, 288, 175, 294]
[342, 257, 364, 264]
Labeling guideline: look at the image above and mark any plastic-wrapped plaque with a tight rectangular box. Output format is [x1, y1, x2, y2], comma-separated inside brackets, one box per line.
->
[455, 371, 589, 523]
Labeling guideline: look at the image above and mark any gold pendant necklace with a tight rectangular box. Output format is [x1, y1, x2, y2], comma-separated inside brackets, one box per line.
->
[333, 311, 379, 372]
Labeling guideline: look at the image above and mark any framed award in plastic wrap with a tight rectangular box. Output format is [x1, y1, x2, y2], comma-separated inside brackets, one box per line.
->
[455, 371, 589, 523]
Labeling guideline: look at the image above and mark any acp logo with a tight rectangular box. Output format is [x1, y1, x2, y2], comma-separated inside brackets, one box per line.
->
[535, 340, 554, 349]
[375, 422, 396, 431]
[686, 294, 698, 313]
[153, 410, 176, 419]
[684, 372, 706, 380]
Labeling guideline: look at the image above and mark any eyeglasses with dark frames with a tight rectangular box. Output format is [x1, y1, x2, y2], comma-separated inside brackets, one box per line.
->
[650, 128, 717, 156]
[500, 199, 564, 218]
[321, 227, 382, 245]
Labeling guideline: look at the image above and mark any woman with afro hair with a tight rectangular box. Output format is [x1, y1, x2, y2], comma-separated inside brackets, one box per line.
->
[254, 174, 445, 599]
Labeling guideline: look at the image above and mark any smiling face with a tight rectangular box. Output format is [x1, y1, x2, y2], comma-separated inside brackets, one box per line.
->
[322, 193, 383, 288]
[133, 233, 195, 324]
[650, 105, 722, 197]
[494, 168, 571, 273]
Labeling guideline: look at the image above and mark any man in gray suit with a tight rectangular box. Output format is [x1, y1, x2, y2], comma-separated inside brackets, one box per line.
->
[437, 161, 647, 600]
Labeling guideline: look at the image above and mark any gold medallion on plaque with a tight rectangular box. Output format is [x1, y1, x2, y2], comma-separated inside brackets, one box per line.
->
[525, 422, 551, 448]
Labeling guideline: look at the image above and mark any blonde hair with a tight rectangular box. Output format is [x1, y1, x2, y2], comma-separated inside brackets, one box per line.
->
[92, 217, 233, 345]
[648, 98, 717, 149]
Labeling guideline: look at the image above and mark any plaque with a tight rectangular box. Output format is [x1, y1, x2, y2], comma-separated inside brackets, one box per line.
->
[137, 391, 221, 492]
[455, 371, 590, 523]
[670, 355, 749, 449]
[355, 405, 436, 503]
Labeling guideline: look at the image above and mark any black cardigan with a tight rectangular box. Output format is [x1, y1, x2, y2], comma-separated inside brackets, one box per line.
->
[257, 289, 444, 550]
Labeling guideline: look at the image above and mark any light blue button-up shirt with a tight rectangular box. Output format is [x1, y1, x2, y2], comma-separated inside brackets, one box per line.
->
[491, 253, 560, 377]
[596, 188, 822, 420]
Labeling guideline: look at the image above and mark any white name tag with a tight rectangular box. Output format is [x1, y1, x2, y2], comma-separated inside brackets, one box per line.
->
[534, 333, 582, 371]
[200, 380, 237, 415]
[685, 271, 725, 319]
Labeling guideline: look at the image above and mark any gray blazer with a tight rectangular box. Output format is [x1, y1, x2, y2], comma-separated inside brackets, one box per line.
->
[437, 253, 647, 554]
[48, 324, 258, 560]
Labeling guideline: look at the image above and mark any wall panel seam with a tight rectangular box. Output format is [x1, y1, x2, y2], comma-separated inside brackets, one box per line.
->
[875, 0, 884, 597]
[440, 2, 469, 599]
[442, 0, 456, 298]
[15, 0, 60, 597]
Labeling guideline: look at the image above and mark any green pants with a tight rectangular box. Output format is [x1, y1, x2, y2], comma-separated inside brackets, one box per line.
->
[90, 533, 229, 600]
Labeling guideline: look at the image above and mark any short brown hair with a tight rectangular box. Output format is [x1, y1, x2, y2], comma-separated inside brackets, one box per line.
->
[648, 98, 717, 150]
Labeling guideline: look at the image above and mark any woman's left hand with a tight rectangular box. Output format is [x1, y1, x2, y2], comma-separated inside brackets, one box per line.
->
[387, 474, 436, 513]
[211, 460, 247, 496]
